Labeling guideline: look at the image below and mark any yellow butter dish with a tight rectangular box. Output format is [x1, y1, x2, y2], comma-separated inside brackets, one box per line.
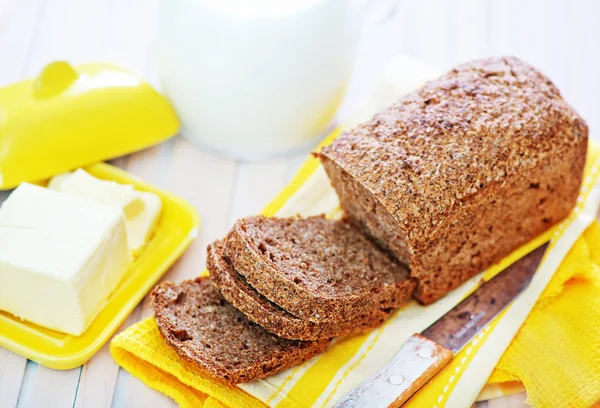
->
[0, 61, 179, 189]
[0, 163, 199, 370]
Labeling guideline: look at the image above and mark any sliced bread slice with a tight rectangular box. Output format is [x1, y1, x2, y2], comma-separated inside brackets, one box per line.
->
[151, 277, 329, 384]
[224, 215, 415, 323]
[208, 240, 396, 340]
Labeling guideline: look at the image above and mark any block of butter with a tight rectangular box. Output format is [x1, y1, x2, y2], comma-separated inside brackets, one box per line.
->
[0, 183, 131, 335]
[50, 168, 144, 219]
[128, 191, 162, 255]
[49, 170, 162, 255]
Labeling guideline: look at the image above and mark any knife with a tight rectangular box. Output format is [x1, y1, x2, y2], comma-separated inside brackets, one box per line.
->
[335, 242, 549, 408]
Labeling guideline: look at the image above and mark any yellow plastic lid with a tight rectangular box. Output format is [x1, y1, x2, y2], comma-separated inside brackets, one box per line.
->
[0, 61, 180, 189]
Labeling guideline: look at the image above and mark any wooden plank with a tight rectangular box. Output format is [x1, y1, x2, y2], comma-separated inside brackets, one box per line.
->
[112, 302, 174, 407]
[285, 151, 313, 183]
[0, 349, 27, 408]
[487, 0, 560, 75]
[0, 0, 47, 405]
[28, 367, 81, 407]
[73, 343, 120, 408]
[116, 371, 177, 408]
[484, 0, 600, 139]
[14, 361, 37, 408]
[229, 158, 290, 222]
[75, 305, 153, 408]
[449, 0, 489, 63]
[561, 0, 600, 136]
[124, 145, 170, 190]
[161, 137, 238, 284]
[21, 0, 114, 77]
[103, 0, 158, 74]
[0, 0, 46, 86]
[395, 0, 454, 69]
[107, 305, 145, 408]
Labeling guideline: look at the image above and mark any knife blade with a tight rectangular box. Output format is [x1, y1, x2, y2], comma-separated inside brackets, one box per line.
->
[335, 242, 549, 408]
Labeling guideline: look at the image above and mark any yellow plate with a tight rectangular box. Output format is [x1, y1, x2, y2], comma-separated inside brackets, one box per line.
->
[0, 162, 200, 370]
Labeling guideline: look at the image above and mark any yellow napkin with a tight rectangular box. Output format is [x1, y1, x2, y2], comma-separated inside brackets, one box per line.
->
[487, 221, 600, 407]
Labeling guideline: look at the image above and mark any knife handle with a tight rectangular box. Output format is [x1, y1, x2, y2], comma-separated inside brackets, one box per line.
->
[334, 334, 453, 408]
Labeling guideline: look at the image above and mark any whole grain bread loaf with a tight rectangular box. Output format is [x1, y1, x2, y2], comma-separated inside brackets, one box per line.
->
[224, 215, 415, 323]
[207, 240, 396, 340]
[317, 56, 588, 304]
[151, 277, 329, 384]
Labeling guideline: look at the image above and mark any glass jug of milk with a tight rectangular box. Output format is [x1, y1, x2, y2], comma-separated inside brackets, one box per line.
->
[158, 0, 396, 159]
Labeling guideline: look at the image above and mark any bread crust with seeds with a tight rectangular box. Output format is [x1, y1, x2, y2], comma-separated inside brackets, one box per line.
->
[318, 56, 588, 304]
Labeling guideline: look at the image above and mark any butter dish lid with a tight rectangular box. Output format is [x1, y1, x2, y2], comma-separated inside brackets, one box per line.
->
[0, 61, 180, 190]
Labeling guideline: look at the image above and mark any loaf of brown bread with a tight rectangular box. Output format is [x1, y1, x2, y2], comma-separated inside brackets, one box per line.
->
[318, 56, 588, 304]
[151, 277, 329, 384]
[224, 215, 415, 322]
[207, 240, 397, 340]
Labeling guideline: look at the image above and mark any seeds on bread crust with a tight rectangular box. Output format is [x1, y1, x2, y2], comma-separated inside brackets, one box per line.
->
[318, 56, 588, 304]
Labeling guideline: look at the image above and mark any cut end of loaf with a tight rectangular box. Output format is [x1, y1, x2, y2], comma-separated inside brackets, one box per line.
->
[224, 215, 415, 322]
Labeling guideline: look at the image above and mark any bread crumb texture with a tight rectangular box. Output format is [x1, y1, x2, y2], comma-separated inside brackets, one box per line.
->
[151, 277, 329, 384]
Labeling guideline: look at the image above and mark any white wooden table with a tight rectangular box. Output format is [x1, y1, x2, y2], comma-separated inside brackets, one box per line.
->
[0, 1, 598, 407]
